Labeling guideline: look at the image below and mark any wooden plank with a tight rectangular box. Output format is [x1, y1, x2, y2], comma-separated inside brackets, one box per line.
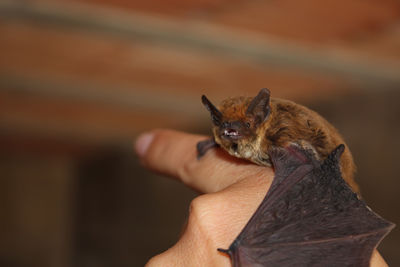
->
[0, 21, 349, 99]
[0, 91, 195, 142]
[1, 1, 399, 89]
[210, 0, 400, 42]
[0, 21, 363, 100]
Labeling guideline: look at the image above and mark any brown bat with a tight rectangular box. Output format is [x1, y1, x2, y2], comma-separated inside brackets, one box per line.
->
[197, 88, 394, 266]
[197, 88, 359, 193]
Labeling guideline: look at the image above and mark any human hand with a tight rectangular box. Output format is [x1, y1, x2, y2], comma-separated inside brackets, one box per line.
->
[135, 129, 387, 267]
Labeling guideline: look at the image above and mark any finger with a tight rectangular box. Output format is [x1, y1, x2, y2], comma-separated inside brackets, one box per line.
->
[146, 169, 273, 266]
[135, 129, 272, 193]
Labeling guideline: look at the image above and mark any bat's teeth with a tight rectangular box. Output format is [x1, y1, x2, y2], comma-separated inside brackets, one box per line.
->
[224, 129, 238, 136]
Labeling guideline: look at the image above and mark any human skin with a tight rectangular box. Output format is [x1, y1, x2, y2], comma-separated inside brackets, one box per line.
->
[135, 129, 388, 267]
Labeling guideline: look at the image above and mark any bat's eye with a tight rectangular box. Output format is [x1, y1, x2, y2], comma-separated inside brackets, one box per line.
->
[245, 122, 251, 128]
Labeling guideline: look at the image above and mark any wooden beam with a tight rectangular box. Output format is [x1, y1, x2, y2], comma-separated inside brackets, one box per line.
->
[0, 86, 200, 143]
[1, 0, 399, 89]
[0, 73, 203, 117]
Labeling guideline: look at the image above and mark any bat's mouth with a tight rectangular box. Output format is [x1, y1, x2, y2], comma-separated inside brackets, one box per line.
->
[223, 129, 241, 139]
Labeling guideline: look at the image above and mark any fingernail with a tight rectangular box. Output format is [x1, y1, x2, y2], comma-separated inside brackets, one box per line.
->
[135, 132, 154, 157]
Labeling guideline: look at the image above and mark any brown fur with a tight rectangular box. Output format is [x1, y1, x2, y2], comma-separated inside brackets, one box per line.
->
[212, 96, 359, 193]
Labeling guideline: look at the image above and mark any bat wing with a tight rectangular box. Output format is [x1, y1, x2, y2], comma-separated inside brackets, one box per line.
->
[218, 145, 395, 267]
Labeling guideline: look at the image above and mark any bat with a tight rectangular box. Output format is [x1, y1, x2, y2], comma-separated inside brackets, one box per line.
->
[197, 88, 359, 193]
[217, 144, 394, 266]
[197, 89, 394, 266]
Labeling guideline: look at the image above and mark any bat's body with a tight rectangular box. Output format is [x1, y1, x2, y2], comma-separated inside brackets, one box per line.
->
[198, 88, 359, 193]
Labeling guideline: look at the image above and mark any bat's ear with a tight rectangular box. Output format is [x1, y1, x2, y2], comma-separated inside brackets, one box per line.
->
[201, 95, 223, 126]
[246, 88, 271, 124]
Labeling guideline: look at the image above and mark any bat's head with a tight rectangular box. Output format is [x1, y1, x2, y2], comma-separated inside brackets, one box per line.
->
[202, 88, 271, 160]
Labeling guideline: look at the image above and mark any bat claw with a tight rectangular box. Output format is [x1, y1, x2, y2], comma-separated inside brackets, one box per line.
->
[197, 138, 218, 159]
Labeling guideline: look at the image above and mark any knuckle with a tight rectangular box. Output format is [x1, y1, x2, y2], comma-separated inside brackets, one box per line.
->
[189, 195, 210, 222]
[186, 193, 231, 252]
[188, 194, 221, 231]
[179, 158, 198, 184]
[145, 254, 163, 267]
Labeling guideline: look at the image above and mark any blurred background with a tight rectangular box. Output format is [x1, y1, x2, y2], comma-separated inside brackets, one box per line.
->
[0, 0, 399, 266]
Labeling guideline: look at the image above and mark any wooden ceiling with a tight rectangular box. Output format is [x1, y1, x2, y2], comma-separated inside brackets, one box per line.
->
[1, 0, 399, 144]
